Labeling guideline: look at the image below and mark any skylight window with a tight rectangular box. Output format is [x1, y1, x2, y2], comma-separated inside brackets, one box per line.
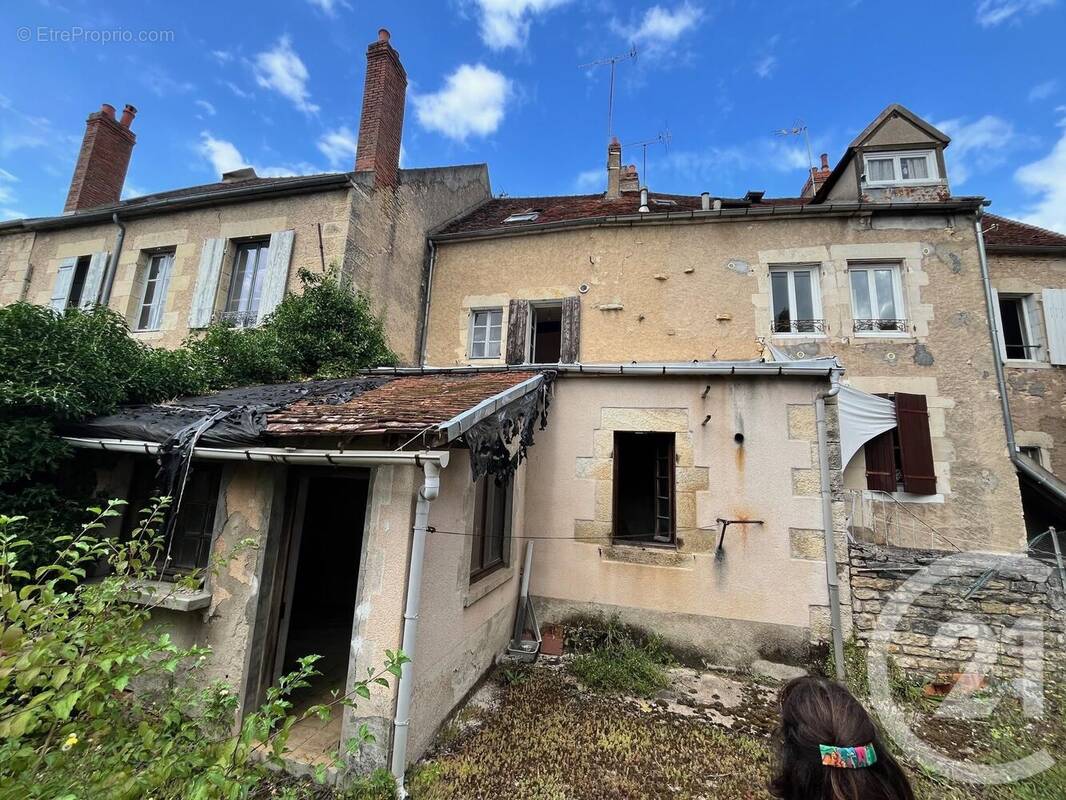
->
[651, 198, 677, 207]
[503, 209, 539, 223]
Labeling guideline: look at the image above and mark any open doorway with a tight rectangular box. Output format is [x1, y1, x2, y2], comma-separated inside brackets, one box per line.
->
[529, 302, 562, 363]
[274, 472, 369, 763]
[613, 432, 675, 545]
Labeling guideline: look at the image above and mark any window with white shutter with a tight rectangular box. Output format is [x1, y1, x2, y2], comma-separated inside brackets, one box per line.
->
[1042, 288, 1066, 366]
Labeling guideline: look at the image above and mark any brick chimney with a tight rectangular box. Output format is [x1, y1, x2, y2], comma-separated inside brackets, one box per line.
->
[64, 103, 137, 213]
[606, 138, 622, 199]
[801, 152, 832, 198]
[619, 164, 639, 193]
[355, 29, 407, 189]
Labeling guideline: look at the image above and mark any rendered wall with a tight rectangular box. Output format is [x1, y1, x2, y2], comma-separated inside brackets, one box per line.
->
[524, 375, 849, 665]
[427, 213, 1025, 552]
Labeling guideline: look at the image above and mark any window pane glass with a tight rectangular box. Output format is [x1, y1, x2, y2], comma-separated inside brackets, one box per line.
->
[771, 271, 791, 331]
[867, 158, 895, 182]
[999, 297, 1028, 359]
[471, 341, 485, 358]
[850, 270, 872, 319]
[899, 156, 929, 180]
[874, 269, 897, 319]
[794, 270, 814, 321]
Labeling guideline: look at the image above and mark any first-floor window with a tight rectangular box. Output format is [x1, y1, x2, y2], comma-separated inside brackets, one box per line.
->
[529, 302, 563, 363]
[470, 309, 503, 359]
[222, 239, 270, 327]
[997, 294, 1041, 361]
[864, 393, 936, 495]
[770, 265, 823, 334]
[136, 251, 174, 331]
[850, 262, 906, 333]
[126, 462, 222, 576]
[470, 473, 512, 582]
[613, 431, 675, 545]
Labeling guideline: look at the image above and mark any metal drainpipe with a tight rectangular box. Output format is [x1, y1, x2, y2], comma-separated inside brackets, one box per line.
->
[391, 459, 443, 795]
[99, 212, 125, 306]
[417, 239, 437, 366]
[975, 205, 1017, 456]
[815, 375, 846, 681]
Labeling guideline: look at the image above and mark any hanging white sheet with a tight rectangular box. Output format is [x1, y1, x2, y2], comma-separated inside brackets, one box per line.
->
[838, 385, 897, 468]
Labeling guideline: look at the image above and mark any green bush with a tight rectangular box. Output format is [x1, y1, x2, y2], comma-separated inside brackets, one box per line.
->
[0, 501, 406, 800]
[570, 645, 671, 698]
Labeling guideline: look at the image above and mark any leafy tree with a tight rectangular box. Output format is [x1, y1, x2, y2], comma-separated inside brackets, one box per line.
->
[0, 501, 406, 799]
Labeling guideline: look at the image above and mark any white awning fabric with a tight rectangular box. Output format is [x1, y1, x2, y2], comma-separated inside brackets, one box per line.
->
[838, 385, 897, 468]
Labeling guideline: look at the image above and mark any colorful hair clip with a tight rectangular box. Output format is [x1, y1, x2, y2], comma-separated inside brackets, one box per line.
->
[819, 743, 877, 769]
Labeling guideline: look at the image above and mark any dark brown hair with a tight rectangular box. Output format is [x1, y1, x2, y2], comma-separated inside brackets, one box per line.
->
[769, 676, 915, 800]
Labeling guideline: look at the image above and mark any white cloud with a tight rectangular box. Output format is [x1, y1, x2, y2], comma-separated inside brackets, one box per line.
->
[934, 114, 1015, 185]
[222, 80, 253, 100]
[0, 168, 24, 219]
[1015, 127, 1066, 233]
[1029, 79, 1058, 102]
[754, 54, 777, 79]
[212, 50, 234, 64]
[195, 99, 217, 117]
[317, 126, 358, 167]
[414, 64, 511, 142]
[975, 0, 1055, 27]
[664, 138, 809, 187]
[253, 36, 319, 114]
[306, 0, 350, 14]
[471, 0, 570, 50]
[573, 167, 602, 192]
[613, 2, 704, 52]
[198, 132, 319, 178]
[140, 65, 195, 97]
[121, 182, 147, 200]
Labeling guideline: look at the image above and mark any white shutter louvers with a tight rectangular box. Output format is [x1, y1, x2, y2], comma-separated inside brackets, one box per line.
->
[256, 230, 295, 324]
[189, 238, 227, 328]
[1042, 288, 1066, 366]
[49, 257, 78, 311]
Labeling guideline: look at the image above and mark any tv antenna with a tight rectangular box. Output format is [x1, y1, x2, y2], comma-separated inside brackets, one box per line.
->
[773, 119, 814, 175]
[579, 45, 638, 142]
[623, 129, 672, 186]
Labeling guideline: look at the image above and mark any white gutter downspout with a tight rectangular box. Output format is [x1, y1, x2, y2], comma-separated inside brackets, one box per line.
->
[815, 373, 846, 681]
[391, 458, 443, 795]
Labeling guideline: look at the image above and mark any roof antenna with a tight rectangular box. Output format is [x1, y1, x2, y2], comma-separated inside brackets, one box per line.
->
[624, 128, 671, 187]
[773, 119, 814, 178]
[579, 46, 638, 143]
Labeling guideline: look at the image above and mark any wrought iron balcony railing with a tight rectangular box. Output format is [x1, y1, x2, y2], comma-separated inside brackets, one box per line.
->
[771, 319, 828, 335]
[214, 310, 258, 328]
[854, 318, 909, 333]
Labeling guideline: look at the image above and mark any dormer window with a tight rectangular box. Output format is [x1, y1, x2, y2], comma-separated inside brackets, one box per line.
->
[503, 209, 540, 223]
[863, 150, 938, 186]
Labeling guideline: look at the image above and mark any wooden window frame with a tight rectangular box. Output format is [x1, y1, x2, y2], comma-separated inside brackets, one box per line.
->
[468, 308, 503, 359]
[469, 473, 512, 584]
[849, 261, 907, 335]
[221, 238, 271, 327]
[769, 264, 825, 336]
[612, 431, 676, 547]
[135, 250, 175, 331]
[527, 300, 564, 364]
[864, 393, 936, 496]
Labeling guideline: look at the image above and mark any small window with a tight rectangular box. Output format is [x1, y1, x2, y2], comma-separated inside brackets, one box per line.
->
[126, 462, 222, 576]
[503, 209, 539, 223]
[863, 150, 938, 186]
[469, 309, 503, 359]
[613, 432, 675, 545]
[1019, 446, 1045, 468]
[651, 198, 677, 207]
[770, 265, 824, 335]
[135, 251, 174, 331]
[221, 239, 271, 327]
[470, 473, 512, 582]
[528, 302, 562, 363]
[66, 255, 93, 308]
[998, 295, 1041, 361]
[850, 263, 907, 334]
[864, 393, 936, 495]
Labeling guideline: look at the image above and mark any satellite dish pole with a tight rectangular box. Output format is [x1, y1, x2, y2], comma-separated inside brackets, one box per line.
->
[623, 129, 672, 186]
[579, 45, 638, 142]
[773, 119, 814, 176]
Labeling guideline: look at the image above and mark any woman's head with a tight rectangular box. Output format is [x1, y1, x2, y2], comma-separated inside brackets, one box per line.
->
[769, 676, 914, 800]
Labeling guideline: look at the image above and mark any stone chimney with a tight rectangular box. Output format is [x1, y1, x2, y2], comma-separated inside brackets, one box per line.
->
[801, 152, 832, 198]
[355, 29, 407, 189]
[64, 103, 137, 213]
[619, 164, 639, 193]
[606, 137, 622, 199]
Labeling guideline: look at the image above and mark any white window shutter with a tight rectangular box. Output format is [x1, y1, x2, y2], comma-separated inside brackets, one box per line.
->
[1024, 294, 1045, 361]
[256, 229, 295, 324]
[78, 251, 110, 309]
[147, 254, 174, 331]
[991, 289, 1008, 362]
[1043, 288, 1066, 365]
[49, 257, 78, 311]
[189, 238, 226, 328]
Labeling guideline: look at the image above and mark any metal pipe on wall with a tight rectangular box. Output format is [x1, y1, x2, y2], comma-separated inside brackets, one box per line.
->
[815, 376, 846, 681]
[99, 212, 125, 306]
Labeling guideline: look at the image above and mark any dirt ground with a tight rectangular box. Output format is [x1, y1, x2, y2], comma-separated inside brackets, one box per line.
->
[406, 657, 1065, 800]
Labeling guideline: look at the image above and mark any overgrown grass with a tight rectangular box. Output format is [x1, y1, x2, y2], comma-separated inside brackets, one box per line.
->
[251, 769, 397, 799]
[562, 614, 674, 697]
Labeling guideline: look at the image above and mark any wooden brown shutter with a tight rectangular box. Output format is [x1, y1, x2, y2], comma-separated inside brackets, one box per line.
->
[559, 295, 581, 363]
[864, 430, 897, 493]
[895, 392, 937, 495]
[505, 299, 529, 364]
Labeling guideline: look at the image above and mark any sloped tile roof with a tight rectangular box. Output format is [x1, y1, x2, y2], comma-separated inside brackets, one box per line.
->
[435, 191, 809, 236]
[266, 370, 542, 437]
[983, 213, 1066, 250]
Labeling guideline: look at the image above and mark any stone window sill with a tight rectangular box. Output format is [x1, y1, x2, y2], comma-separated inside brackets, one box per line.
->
[599, 544, 693, 569]
[124, 579, 212, 612]
[464, 566, 513, 608]
[862, 490, 944, 505]
[1004, 359, 1051, 370]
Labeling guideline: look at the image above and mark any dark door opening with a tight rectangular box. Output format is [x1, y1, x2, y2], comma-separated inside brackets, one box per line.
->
[529, 303, 562, 363]
[613, 432, 675, 545]
[276, 473, 369, 728]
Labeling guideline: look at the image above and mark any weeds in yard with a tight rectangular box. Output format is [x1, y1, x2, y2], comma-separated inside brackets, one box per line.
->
[570, 645, 671, 697]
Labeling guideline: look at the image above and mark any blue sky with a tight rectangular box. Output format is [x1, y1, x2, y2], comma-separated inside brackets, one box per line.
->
[2, 0, 1065, 231]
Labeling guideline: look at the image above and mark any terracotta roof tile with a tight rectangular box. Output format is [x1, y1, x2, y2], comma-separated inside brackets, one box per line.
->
[983, 213, 1066, 250]
[435, 191, 809, 236]
[266, 370, 542, 437]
